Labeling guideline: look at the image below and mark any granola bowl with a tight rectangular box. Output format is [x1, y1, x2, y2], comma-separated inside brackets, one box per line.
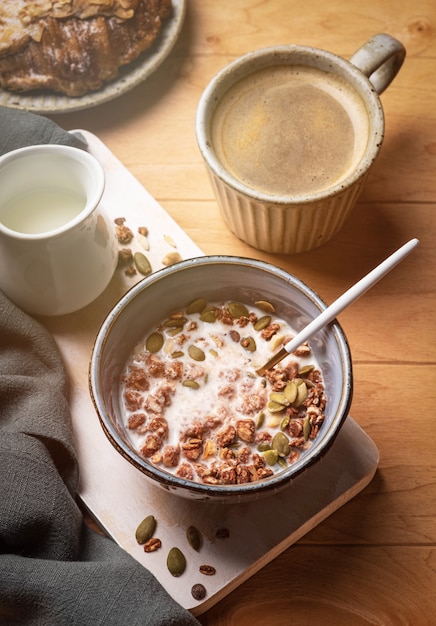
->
[90, 255, 353, 502]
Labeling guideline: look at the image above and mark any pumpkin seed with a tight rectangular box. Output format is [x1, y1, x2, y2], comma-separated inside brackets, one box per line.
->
[163, 317, 186, 328]
[280, 415, 290, 430]
[255, 411, 265, 429]
[269, 391, 289, 406]
[188, 345, 206, 361]
[186, 297, 208, 314]
[135, 514, 156, 545]
[209, 349, 218, 358]
[169, 311, 185, 319]
[167, 547, 186, 577]
[200, 309, 217, 323]
[186, 525, 203, 551]
[146, 332, 164, 353]
[267, 400, 286, 413]
[241, 336, 256, 352]
[254, 299, 276, 313]
[263, 449, 279, 466]
[257, 442, 271, 452]
[171, 350, 184, 358]
[133, 251, 152, 276]
[284, 381, 298, 404]
[272, 432, 291, 457]
[278, 457, 288, 469]
[166, 327, 183, 336]
[267, 415, 282, 428]
[299, 364, 314, 376]
[228, 301, 249, 319]
[294, 381, 308, 407]
[253, 315, 272, 331]
[183, 379, 200, 389]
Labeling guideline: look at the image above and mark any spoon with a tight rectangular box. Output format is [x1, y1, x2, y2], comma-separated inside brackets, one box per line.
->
[256, 238, 419, 376]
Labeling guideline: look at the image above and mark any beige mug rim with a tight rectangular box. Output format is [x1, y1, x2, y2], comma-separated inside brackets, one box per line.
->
[196, 44, 386, 206]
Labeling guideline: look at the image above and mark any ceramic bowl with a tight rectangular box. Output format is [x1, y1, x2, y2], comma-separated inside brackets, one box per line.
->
[89, 256, 353, 502]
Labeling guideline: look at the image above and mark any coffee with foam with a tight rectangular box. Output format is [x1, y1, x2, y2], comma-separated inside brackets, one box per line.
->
[211, 65, 370, 198]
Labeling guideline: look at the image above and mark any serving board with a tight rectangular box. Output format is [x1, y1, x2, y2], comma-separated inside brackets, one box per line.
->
[43, 131, 379, 616]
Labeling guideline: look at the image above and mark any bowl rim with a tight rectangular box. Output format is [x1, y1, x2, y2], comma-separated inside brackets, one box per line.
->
[89, 255, 353, 499]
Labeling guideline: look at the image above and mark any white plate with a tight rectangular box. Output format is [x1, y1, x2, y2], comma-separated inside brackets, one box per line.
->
[0, 0, 186, 114]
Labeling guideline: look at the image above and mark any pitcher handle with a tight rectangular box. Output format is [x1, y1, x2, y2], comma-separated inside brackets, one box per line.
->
[349, 33, 406, 94]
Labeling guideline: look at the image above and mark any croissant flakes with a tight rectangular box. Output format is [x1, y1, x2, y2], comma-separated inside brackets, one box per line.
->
[0, 0, 172, 96]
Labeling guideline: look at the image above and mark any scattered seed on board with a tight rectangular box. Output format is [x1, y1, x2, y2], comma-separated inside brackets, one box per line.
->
[118, 248, 133, 266]
[191, 583, 207, 601]
[186, 525, 203, 551]
[162, 251, 182, 266]
[135, 515, 156, 545]
[114, 217, 134, 244]
[137, 232, 150, 251]
[133, 251, 152, 276]
[143, 537, 162, 552]
[163, 234, 177, 248]
[167, 547, 186, 577]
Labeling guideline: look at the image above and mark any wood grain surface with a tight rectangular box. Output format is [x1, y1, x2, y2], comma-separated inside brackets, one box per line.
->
[48, 1, 436, 623]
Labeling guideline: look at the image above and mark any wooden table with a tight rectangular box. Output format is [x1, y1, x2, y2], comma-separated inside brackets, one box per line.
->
[47, 1, 435, 623]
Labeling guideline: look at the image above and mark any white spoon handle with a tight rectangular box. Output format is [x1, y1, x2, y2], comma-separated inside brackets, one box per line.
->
[257, 238, 419, 375]
[283, 238, 419, 355]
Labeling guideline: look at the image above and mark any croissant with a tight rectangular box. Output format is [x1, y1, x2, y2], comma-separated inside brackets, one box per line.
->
[0, 0, 172, 96]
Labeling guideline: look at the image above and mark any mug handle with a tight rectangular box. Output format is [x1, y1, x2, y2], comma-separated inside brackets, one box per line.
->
[349, 33, 406, 94]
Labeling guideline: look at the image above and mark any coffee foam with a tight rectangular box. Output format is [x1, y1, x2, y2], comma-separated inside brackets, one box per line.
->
[211, 65, 370, 198]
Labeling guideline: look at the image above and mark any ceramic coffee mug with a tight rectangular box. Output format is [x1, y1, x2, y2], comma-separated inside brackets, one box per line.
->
[0, 144, 118, 316]
[196, 34, 406, 254]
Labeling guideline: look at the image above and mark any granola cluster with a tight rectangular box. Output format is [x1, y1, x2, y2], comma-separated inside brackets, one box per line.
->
[121, 300, 326, 486]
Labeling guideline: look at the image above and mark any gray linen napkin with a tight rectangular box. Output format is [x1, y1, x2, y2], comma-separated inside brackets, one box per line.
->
[0, 107, 200, 626]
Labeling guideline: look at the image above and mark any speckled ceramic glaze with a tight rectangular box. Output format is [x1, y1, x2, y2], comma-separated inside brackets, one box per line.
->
[90, 256, 353, 502]
[196, 35, 405, 254]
